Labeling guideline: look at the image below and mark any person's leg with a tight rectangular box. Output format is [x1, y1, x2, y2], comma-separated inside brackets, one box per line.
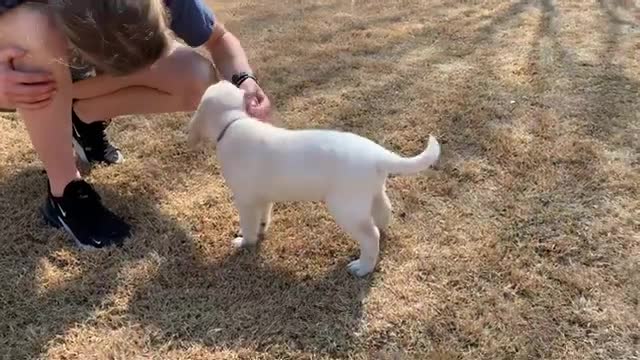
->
[0, 4, 130, 248]
[0, 4, 79, 197]
[72, 45, 217, 122]
[68, 45, 216, 166]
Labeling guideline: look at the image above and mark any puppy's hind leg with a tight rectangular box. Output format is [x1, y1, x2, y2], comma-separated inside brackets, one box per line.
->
[259, 202, 274, 235]
[372, 183, 392, 231]
[233, 199, 263, 248]
[326, 194, 380, 277]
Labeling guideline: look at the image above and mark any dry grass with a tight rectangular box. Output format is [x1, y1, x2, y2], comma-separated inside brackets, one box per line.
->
[1, 0, 639, 358]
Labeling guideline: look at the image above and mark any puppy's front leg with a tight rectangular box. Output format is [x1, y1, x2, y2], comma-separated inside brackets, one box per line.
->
[233, 199, 262, 248]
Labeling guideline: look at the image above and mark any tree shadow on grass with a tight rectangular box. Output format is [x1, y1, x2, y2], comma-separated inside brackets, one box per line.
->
[438, 1, 639, 357]
[597, 0, 640, 26]
[305, 0, 640, 356]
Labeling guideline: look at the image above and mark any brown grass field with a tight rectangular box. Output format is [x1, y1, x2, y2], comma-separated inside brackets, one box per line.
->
[1, 0, 640, 359]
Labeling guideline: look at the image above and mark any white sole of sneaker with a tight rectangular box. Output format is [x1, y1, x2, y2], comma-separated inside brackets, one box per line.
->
[58, 215, 104, 251]
[41, 205, 101, 251]
[72, 138, 125, 166]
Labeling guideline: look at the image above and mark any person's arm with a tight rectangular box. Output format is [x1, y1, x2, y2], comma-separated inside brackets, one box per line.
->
[165, 0, 271, 121]
[204, 24, 251, 81]
[203, 23, 271, 121]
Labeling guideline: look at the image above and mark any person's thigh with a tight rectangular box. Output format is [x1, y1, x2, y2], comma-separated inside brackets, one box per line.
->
[139, 43, 217, 92]
[134, 43, 217, 108]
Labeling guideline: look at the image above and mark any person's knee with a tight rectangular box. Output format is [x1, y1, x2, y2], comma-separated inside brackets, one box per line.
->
[1, 4, 68, 58]
[170, 48, 217, 109]
[1, 4, 71, 115]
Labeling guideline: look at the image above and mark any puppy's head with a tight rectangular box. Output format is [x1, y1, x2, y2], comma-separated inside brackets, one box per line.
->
[188, 80, 246, 148]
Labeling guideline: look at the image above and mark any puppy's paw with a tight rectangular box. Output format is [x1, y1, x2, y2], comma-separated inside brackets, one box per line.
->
[232, 236, 257, 248]
[232, 237, 247, 248]
[347, 259, 375, 277]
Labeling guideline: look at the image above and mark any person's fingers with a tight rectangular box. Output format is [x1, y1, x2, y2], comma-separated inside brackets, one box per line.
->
[15, 98, 52, 110]
[244, 92, 258, 107]
[9, 70, 54, 85]
[249, 98, 263, 110]
[243, 87, 272, 121]
[0, 47, 26, 63]
[261, 95, 271, 107]
[12, 91, 55, 105]
[250, 102, 271, 121]
[8, 82, 56, 97]
[257, 96, 271, 113]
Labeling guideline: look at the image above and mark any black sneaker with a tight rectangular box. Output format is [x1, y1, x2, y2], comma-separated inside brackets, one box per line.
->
[71, 107, 124, 165]
[41, 180, 131, 249]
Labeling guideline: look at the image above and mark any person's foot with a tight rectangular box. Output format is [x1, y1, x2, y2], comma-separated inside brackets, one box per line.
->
[71, 107, 124, 165]
[41, 179, 131, 249]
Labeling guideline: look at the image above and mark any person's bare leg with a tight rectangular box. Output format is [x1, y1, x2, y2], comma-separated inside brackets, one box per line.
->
[70, 42, 181, 100]
[0, 5, 79, 196]
[75, 86, 189, 121]
[72, 46, 217, 123]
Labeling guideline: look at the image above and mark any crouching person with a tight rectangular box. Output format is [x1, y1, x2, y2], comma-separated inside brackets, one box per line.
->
[0, 0, 271, 249]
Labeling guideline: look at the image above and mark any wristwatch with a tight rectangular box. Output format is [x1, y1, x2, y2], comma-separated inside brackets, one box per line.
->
[231, 72, 257, 88]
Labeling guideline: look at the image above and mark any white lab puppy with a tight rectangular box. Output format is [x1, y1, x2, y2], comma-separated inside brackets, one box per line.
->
[188, 80, 440, 277]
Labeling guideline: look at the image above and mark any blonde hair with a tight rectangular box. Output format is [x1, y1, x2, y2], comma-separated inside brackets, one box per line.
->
[53, 0, 171, 75]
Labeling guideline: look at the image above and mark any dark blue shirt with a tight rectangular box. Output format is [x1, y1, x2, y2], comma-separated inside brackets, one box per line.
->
[0, 0, 216, 47]
[165, 0, 216, 47]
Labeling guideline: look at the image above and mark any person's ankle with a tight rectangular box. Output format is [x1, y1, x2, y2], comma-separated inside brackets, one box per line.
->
[72, 101, 93, 124]
[49, 173, 83, 197]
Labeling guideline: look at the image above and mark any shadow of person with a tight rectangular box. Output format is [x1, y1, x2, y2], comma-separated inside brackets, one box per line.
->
[0, 166, 374, 357]
[0, 166, 182, 358]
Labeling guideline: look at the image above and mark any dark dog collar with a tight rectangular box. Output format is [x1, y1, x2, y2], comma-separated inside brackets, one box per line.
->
[216, 118, 242, 143]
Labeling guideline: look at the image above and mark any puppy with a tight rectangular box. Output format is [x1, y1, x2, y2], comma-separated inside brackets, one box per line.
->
[188, 80, 440, 277]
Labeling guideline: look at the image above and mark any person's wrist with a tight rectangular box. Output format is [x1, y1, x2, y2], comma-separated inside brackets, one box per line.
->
[231, 71, 257, 88]
[238, 77, 259, 91]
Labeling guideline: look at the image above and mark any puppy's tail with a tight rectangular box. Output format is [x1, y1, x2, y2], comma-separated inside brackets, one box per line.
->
[378, 135, 441, 175]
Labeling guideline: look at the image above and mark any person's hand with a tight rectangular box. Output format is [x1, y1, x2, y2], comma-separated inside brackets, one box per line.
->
[0, 47, 56, 110]
[239, 78, 272, 122]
